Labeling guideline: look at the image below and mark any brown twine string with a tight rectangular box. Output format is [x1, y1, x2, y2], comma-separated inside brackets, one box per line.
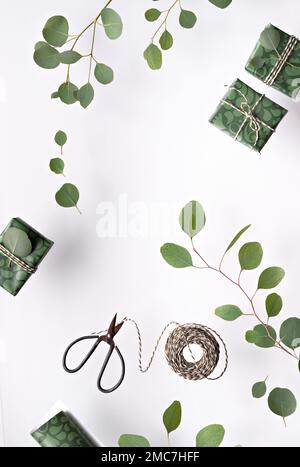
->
[0, 244, 36, 274]
[264, 35, 298, 86]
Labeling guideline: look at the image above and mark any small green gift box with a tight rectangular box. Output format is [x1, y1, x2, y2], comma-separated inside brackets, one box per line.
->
[245, 24, 300, 98]
[0, 218, 53, 296]
[209, 78, 288, 152]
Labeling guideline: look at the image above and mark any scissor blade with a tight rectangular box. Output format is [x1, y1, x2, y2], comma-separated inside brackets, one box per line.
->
[107, 314, 118, 336]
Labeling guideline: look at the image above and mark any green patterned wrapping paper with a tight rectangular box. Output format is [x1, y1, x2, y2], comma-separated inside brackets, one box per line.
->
[209, 78, 287, 152]
[245, 24, 300, 98]
[31, 411, 97, 447]
[0, 218, 53, 296]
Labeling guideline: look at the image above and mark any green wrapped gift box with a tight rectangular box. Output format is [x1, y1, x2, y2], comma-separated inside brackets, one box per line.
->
[245, 24, 300, 98]
[209, 78, 288, 152]
[0, 218, 53, 296]
[31, 411, 96, 447]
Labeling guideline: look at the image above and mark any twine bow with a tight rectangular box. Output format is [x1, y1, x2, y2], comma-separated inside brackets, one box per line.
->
[0, 244, 36, 274]
[222, 87, 275, 149]
[264, 35, 298, 87]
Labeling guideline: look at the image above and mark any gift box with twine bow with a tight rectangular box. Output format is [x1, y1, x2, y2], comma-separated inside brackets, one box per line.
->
[209, 78, 288, 152]
[245, 24, 300, 99]
[0, 218, 53, 296]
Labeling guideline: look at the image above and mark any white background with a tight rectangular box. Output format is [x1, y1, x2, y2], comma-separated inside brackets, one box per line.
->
[0, 0, 300, 447]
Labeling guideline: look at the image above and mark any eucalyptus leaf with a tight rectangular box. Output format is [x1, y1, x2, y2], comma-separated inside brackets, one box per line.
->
[42, 16, 69, 47]
[159, 30, 173, 50]
[101, 8, 123, 40]
[145, 9, 161, 22]
[33, 42, 60, 69]
[179, 201, 205, 239]
[118, 434, 150, 447]
[215, 304, 242, 321]
[245, 325, 276, 348]
[258, 267, 285, 289]
[179, 10, 197, 29]
[144, 44, 162, 70]
[163, 401, 182, 434]
[51, 91, 59, 99]
[77, 83, 94, 108]
[55, 183, 81, 213]
[2, 228, 32, 259]
[49, 158, 65, 175]
[268, 388, 297, 421]
[279, 318, 300, 349]
[260, 25, 281, 51]
[265, 293, 282, 318]
[160, 243, 193, 268]
[239, 242, 263, 270]
[225, 224, 251, 253]
[60, 51, 82, 65]
[252, 380, 267, 399]
[196, 424, 225, 447]
[55, 130, 67, 147]
[58, 82, 78, 105]
[250, 56, 266, 70]
[208, 0, 232, 8]
[94, 63, 114, 85]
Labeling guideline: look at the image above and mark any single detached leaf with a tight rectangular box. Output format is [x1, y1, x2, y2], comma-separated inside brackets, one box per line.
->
[179, 10, 197, 29]
[94, 63, 114, 85]
[268, 388, 297, 420]
[49, 158, 65, 175]
[160, 243, 193, 268]
[77, 83, 94, 108]
[250, 56, 266, 70]
[163, 401, 182, 434]
[245, 325, 276, 348]
[215, 304, 242, 321]
[144, 44, 162, 70]
[279, 318, 300, 349]
[60, 51, 82, 64]
[42, 16, 69, 47]
[260, 25, 281, 51]
[55, 130, 67, 147]
[145, 9, 161, 22]
[225, 224, 251, 253]
[55, 183, 80, 212]
[58, 82, 78, 105]
[179, 201, 206, 239]
[33, 42, 60, 69]
[196, 425, 225, 447]
[265, 293, 282, 318]
[252, 380, 267, 399]
[3, 227, 32, 258]
[118, 434, 150, 447]
[208, 0, 232, 8]
[159, 30, 173, 50]
[101, 8, 123, 40]
[258, 267, 285, 289]
[239, 242, 263, 270]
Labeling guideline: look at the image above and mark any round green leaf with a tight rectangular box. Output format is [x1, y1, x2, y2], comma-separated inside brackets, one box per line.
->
[258, 267, 285, 289]
[33, 42, 60, 69]
[225, 224, 251, 253]
[268, 388, 297, 419]
[145, 9, 161, 22]
[239, 242, 263, 270]
[160, 243, 193, 268]
[94, 63, 114, 85]
[51, 91, 59, 99]
[208, 0, 232, 8]
[279, 318, 300, 349]
[159, 30, 173, 50]
[101, 8, 123, 40]
[118, 434, 150, 447]
[59, 51, 82, 64]
[252, 380, 267, 399]
[163, 401, 182, 434]
[245, 325, 276, 348]
[55, 130, 67, 147]
[250, 57, 266, 70]
[49, 158, 65, 175]
[77, 83, 94, 108]
[144, 44, 162, 70]
[55, 183, 80, 210]
[179, 201, 205, 239]
[215, 304, 242, 321]
[196, 424, 225, 447]
[42, 16, 69, 47]
[2, 227, 32, 258]
[58, 82, 78, 105]
[265, 293, 282, 318]
[260, 25, 281, 51]
[179, 10, 197, 29]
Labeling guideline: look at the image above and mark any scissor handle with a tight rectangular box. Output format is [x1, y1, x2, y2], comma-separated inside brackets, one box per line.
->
[97, 344, 126, 394]
[62, 335, 100, 373]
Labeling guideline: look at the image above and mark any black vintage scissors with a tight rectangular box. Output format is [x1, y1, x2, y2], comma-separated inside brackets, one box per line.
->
[62, 314, 125, 393]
